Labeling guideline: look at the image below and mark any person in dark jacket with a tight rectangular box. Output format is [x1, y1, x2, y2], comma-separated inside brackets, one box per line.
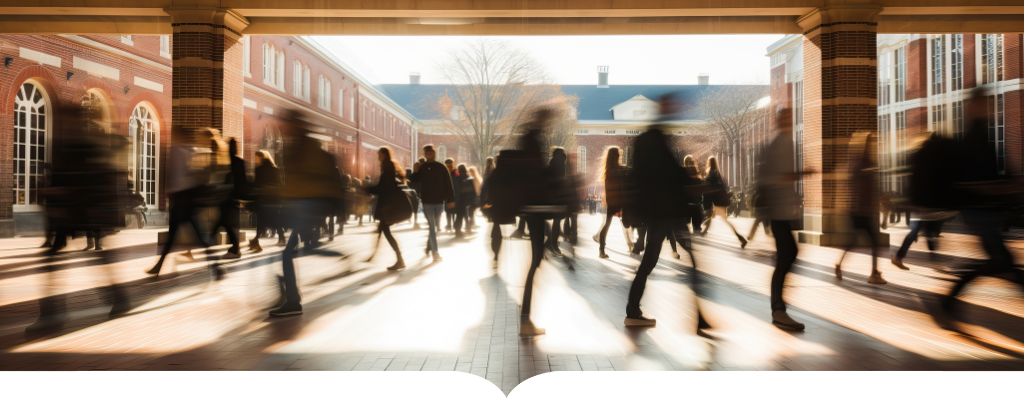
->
[623, 94, 707, 334]
[455, 163, 475, 236]
[411, 145, 456, 261]
[210, 138, 248, 259]
[701, 156, 747, 248]
[365, 146, 408, 271]
[594, 146, 628, 258]
[248, 149, 284, 252]
[444, 158, 461, 232]
[409, 159, 425, 229]
[834, 132, 885, 284]
[515, 108, 556, 335]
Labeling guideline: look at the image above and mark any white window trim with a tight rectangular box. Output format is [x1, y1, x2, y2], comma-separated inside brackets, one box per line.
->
[242, 36, 251, 78]
[120, 35, 133, 46]
[159, 35, 171, 59]
[13, 80, 52, 213]
[129, 103, 161, 207]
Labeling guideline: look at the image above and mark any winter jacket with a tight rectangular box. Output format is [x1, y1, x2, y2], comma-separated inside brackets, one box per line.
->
[410, 161, 455, 204]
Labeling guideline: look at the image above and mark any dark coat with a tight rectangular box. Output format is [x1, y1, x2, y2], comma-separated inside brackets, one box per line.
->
[603, 166, 629, 211]
[369, 161, 404, 221]
[410, 161, 455, 204]
[629, 127, 688, 221]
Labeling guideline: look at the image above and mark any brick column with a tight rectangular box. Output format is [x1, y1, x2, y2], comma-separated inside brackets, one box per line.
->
[164, 7, 248, 141]
[796, 6, 887, 246]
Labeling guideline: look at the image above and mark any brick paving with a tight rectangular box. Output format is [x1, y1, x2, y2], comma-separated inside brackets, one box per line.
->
[1, 215, 1023, 394]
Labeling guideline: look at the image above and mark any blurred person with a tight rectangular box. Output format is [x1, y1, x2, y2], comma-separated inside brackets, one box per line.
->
[364, 175, 374, 224]
[701, 156, 747, 248]
[249, 150, 284, 252]
[409, 159, 426, 229]
[747, 184, 772, 240]
[622, 94, 708, 332]
[467, 166, 483, 230]
[484, 157, 496, 178]
[211, 137, 249, 259]
[410, 144, 456, 262]
[544, 148, 569, 256]
[147, 128, 224, 276]
[444, 158, 460, 232]
[272, 110, 345, 316]
[594, 146, 629, 259]
[454, 163, 475, 236]
[481, 152, 518, 267]
[761, 108, 815, 331]
[892, 132, 958, 270]
[834, 132, 885, 284]
[337, 172, 351, 235]
[365, 147, 410, 270]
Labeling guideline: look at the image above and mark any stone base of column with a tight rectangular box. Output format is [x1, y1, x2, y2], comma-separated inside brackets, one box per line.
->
[798, 213, 890, 247]
[0, 219, 15, 238]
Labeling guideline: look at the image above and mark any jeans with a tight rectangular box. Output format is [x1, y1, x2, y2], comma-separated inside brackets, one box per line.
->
[626, 218, 696, 318]
[770, 220, 797, 312]
[423, 203, 445, 252]
[521, 215, 546, 317]
[281, 198, 335, 306]
[896, 220, 944, 258]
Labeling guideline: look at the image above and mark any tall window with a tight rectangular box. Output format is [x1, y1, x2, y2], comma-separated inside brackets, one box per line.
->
[932, 36, 945, 95]
[130, 105, 158, 205]
[990, 94, 1006, 174]
[953, 101, 965, 140]
[14, 82, 48, 208]
[293, 61, 302, 97]
[303, 65, 311, 101]
[878, 114, 891, 193]
[458, 146, 467, 162]
[160, 35, 170, 57]
[951, 34, 963, 91]
[895, 46, 907, 102]
[982, 34, 1004, 85]
[932, 104, 947, 135]
[878, 51, 891, 106]
[794, 80, 804, 198]
[623, 147, 631, 166]
[318, 75, 331, 110]
[578, 146, 587, 174]
[242, 36, 250, 77]
[263, 43, 284, 88]
[339, 89, 345, 118]
[276, 50, 285, 87]
[896, 112, 907, 193]
[794, 81, 803, 126]
[437, 145, 447, 161]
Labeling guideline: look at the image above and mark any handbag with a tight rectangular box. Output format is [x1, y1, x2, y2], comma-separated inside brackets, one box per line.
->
[379, 183, 415, 224]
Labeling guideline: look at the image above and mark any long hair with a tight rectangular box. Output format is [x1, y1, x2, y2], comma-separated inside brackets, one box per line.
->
[468, 166, 483, 195]
[256, 149, 277, 168]
[599, 146, 622, 182]
[705, 156, 719, 175]
[379, 146, 405, 184]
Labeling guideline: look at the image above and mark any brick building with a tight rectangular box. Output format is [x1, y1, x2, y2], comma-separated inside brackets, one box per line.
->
[0, 34, 419, 237]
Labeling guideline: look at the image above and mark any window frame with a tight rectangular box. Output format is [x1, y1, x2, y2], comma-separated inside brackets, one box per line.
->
[13, 81, 52, 212]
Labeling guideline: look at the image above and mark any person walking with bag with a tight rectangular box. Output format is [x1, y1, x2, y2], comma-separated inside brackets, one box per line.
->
[366, 147, 411, 271]
[593, 146, 629, 259]
[410, 145, 456, 262]
[701, 156, 747, 248]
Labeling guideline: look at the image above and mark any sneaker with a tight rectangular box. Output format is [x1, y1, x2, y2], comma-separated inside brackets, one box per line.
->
[252, 244, 263, 253]
[222, 251, 241, 259]
[630, 252, 642, 260]
[624, 316, 657, 326]
[181, 250, 195, 261]
[510, 230, 524, 239]
[868, 272, 887, 284]
[520, 320, 546, 336]
[599, 251, 609, 259]
[771, 310, 805, 331]
[892, 256, 909, 270]
[834, 264, 843, 280]
[672, 251, 681, 259]
[739, 236, 748, 249]
[270, 303, 303, 316]
[432, 251, 442, 262]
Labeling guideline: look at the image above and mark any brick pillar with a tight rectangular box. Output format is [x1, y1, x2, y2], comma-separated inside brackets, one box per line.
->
[164, 7, 248, 141]
[796, 6, 887, 246]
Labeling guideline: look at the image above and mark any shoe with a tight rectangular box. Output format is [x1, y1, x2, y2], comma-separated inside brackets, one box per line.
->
[94, 246, 103, 251]
[388, 259, 406, 271]
[834, 264, 843, 280]
[892, 256, 909, 270]
[672, 251, 681, 259]
[247, 240, 257, 251]
[252, 244, 263, 253]
[432, 251, 442, 262]
[145, 266, 161, 275]
[624, 316, 657, 326]
[771, 310, 805, 331]
[739, 236, 748, 249]
[868, 272, 887, 284]
[592, 234, 600, 243]
[85, 238, 95, 250]
[270, 303, 303, 316]
[630, 252, 641, 260]
[697, 313, 712, 330]
[520, 319, 546, 335]
[599, 251, 609, 259]
[181, 250, 195, 261]
[510, 230, 524, 239]
[222, 251, 241, 259]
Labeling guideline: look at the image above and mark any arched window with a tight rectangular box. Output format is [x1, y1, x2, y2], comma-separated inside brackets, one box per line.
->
[14, 82, 49, 209]
[81, 89, 111, 134]
[293, 60, 302, 97]
[437, 145, 447, 161]
[130, 105, 158, 206]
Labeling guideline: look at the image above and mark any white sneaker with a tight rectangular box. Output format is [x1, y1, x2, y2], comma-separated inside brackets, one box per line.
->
[432, 251, 443, 262]
[222, 251, 241, 259]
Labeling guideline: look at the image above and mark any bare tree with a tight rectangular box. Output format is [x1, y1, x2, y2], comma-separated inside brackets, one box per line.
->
[697, 85, 769, 187]
[434, 39, 575, 166]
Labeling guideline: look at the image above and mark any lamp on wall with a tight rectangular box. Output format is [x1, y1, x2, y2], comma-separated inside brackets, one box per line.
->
[66, 71, 74, 82]
[4, 57, 12, 69]
[124, 85, 130, 94]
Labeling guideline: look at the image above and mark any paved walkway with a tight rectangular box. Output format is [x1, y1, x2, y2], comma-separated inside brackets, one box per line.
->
[1, 213, 1023, 394]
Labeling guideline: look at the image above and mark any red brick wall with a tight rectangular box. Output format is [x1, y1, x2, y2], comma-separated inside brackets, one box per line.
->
[1007, 90, 1023, 176]
[0, 35, 173, 216]
[907, 38, 928, 100]
[1005, 35, 1023, 81]
[965, 34, 977, 89]
[801, 36, 823, 214]
[81, 35, 171, 66]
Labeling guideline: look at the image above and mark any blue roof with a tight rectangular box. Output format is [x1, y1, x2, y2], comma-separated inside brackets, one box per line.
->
[378, 84, 768, 122]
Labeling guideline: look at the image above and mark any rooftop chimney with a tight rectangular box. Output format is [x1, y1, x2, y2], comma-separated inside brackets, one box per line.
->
[410, 72, 421, 85]
[698, 73, 709, 85]
[597, 66, 609, 88]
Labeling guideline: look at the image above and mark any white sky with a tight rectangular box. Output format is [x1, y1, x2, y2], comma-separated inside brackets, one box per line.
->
[312, 35, 784, 86]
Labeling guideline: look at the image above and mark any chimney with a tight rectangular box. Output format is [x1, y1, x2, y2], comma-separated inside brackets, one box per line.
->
[410, 72, 421, 85]
[597, 66, 609, 88]
[698, 73, 709, 85]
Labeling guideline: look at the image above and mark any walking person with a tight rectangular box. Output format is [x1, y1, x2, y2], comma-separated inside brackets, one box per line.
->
[544, 148, 569, 256]
[271, 111, 344, 316]
[746, 185, 771, 240]
[444, 159, 460, 232]
[410, 145, 456, 262]
[622, 94, 708, 333]
[410, 158, 426, 229]
[892, 132, 957, 270]
[594, 146, 629, 259]
[761, 108, 815, 331]
[249, 150, 284, 252]
[834, 132, 885, 284]
[467, 166, 483, 230]
[701, 156, 748, 248]
[481, 154, 517, 267]
[454, 163, 475, 236]
[365, 147, 410, 270]
[212, 137, 249, 259]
